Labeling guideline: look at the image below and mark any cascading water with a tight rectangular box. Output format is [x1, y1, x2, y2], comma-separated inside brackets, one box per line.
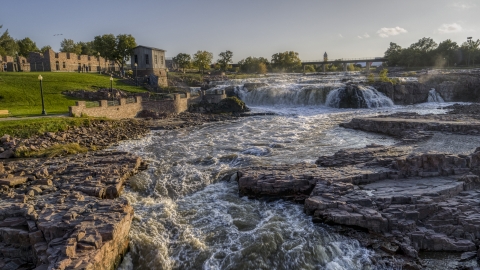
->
[427, 88, 445, 103]
[325, 85, 394, 108]
[116, 74, 451, 270]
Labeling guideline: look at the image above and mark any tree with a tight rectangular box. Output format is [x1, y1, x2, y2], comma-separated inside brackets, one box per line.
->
[93, 34, 116, 61]
[384, 42, 403, 67]
[112, 34, 136, 72]
[217, 50, 233, 71]
[408, 37, 438, 66]
[271, 51, 302, 72]
[16, 37, 39, 57]
[238, 56, 269, 73]
[0, 25, 19, 56]
[193, 50, 213, 74]
[40, 45, 52, 53]
[77, 41, 95, 55]
[434, 39, 459, 67]
[172, 53, 191, 73]
[60, 38, 81, 54]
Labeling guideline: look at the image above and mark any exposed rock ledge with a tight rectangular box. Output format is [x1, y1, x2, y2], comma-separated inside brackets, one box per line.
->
[236, 145, 480, 268]
[0, 151, 147, 269]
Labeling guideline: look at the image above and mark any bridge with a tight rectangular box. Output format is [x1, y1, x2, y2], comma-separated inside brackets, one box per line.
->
[301, 57, 387, 73]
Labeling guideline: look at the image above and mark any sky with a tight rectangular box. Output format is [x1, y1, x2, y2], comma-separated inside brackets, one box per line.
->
[1, 0, 478, 63]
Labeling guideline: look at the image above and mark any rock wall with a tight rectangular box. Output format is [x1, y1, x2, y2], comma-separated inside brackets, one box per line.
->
[142, 93, 189, 115]
[374, 74, 480, 105]
[69, 97, 143, 119]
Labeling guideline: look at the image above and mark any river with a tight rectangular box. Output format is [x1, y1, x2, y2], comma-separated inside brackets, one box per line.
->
[116, 73, 450, 270]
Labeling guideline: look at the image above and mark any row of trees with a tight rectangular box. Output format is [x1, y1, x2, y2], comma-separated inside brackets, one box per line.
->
[0, 25, 52, 57]
[173, 50, 305, 74]
[384, 37, 480, 67]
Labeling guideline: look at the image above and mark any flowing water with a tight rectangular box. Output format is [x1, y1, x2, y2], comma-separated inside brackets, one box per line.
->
[117, 74, 451, 270]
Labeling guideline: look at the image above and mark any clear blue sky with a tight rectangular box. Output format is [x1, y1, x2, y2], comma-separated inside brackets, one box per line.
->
[1, 0, 478, 62]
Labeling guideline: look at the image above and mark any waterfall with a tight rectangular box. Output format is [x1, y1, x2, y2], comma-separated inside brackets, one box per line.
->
[236, 84, 338, 106]
[428, 88, 444, 103]
[325, 85, 394, 108]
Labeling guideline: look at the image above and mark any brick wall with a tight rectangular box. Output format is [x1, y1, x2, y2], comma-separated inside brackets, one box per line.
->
[69, 97, 143, 119]
[29, 50, 111, 72]
[136, 68, 168, 87]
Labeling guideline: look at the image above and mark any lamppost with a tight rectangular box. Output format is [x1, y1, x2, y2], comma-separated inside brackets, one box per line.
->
[38, 75, 47, 115]
[97, 52, 101, 74]
[467, 37, 473, 66]
[134, 63, 138, 86]
[110, 75, 114, 104]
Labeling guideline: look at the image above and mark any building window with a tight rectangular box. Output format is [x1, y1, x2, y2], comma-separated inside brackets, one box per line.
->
[154, 55, 158, 64]
[134, 55, 138, 64]
[88, 56, 91, 61]
[145, 54, 149, 65]
[63, 62, 66, 68]
[78, 56, 81, 60]
[55, 61, 60, 71]
[67, 53, 70, 59]
[55, 53, 59, 58]
[161, 56, 164, 65]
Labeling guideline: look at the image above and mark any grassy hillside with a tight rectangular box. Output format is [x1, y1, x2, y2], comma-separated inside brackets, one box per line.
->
[0, 72, 146, 116]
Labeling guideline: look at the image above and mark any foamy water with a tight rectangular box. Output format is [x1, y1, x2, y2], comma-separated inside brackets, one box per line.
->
[117, 74, 451, 270]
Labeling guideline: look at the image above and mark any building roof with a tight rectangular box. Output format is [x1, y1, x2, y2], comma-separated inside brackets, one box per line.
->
[133, 45, 166, 52]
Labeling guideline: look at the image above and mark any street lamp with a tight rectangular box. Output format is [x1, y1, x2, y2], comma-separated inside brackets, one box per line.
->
[97, 52, 101, 74]
[134, 63, 138, 86]
[38, 75, 47, 115]
[467, 37, 473, 66]
[110, 75, 114, 104]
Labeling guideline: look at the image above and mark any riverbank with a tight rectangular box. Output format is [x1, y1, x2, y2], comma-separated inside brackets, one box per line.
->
[236, 103, 480, 269]
[0, 112, 253, 269]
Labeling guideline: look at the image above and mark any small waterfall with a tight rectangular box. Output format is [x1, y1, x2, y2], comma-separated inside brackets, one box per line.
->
[325, 85, 394, 108]
[428, 88, 444, 103]
[236, 84, 338, 106]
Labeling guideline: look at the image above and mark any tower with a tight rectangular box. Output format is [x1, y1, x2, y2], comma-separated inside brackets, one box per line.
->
[323, 52, 328, 62]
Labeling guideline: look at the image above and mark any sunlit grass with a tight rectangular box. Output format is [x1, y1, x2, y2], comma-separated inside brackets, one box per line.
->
[14, 142, 89, 158]
[0, 117, 100, 138]
[0, 72, 147, 116]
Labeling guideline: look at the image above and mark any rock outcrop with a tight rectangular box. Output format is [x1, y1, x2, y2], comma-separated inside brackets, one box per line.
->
[0, 151, 147, 269]
[237, 138, 480, 267]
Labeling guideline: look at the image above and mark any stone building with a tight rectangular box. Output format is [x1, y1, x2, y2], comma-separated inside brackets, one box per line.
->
[29, 49, 115, 72]
[131, 45, 168, 87]
[0, 55, 29, 72]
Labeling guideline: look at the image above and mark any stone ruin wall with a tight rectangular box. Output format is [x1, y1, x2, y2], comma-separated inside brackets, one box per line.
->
[69, 97, 143, 119]
[30, 49, 111, 72]
[136, 68, 168, 87]
[142, 93, 189, 115]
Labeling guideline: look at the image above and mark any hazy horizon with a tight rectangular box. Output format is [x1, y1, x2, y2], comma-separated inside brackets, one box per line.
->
[1, 0, 478, 62]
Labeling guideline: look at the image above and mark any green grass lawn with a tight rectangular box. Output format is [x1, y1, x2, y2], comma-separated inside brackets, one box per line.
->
[0, 72, 147, 116]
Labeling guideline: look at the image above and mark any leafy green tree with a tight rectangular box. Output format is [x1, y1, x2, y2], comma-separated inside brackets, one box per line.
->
[112, 34, 136, 72]
[217, 50, 233, 71]
[77, 41, 95, 55]
[271, 51, 302, 72]
[0, 25, 19, 56]
[193, 50, 213, 74]
[434, 39, 458, 67]
[384, 42, 403, 67]
[172, 53, 191, 73]
[40, 45, 52, 53]
[408, 37, 438, 66]
[304, 65, 316, 72]
[93, 34, 116, 61]
[462, 39, 480, 66]
[238, 56, 269, 73]
[16, 37, 39, 57]
[60, 38, 81, 54]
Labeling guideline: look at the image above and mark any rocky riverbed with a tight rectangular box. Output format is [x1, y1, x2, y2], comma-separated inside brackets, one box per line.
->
[236, 104, 480, 269]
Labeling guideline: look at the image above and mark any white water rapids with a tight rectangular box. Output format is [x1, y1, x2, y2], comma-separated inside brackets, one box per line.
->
[116, 74, 452, 270]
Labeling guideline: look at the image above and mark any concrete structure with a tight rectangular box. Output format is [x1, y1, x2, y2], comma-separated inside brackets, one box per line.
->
[303, 56, 386, 74]
[69, 97, 143, 119]
[131, 45, 168, 87]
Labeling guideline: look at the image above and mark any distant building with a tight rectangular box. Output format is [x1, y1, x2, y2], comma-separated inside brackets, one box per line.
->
[324, 52, 328, 62]
[131, 45, 168, 87]
[29, 49, 115, 72]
